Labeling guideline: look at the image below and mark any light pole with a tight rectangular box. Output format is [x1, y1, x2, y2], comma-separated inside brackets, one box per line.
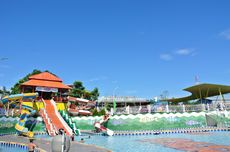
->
[112, 87, 118, 114]
[0, 57, 8, 99]
[113, 87, 119, 99]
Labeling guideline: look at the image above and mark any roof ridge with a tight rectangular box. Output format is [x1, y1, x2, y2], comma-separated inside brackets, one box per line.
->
[29, 72, 62, 82]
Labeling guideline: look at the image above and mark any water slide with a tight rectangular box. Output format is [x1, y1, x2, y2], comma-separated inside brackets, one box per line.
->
[94, 115, 114, 136]
[1, 93, 38, 137]
[60, 110, 81, 135]
[68, 97, 92, 116]
[15, 105, 37, 137]
[205, 112, 228, 127]
[39, 108, 57, 136]
[42, 99, 73, 136]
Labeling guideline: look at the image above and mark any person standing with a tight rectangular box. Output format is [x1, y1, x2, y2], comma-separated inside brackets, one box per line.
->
[71, 131, 75, 141]
[28, 139, 37, 152]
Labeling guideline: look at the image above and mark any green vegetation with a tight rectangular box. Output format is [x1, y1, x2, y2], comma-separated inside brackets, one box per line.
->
[11, 69, 42, 94]
[91, 108, 106, 116]
[70, 81, 99, 101]
[0, 86, 10, 98]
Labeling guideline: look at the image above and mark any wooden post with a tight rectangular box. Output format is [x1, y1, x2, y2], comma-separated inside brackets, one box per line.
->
[199, 88, 202, 102]
[6, 102, 9, 116]
[60, 89, 62, 102]
[19, 98, 22, 115]
[22, 86, 24, 93]
[205, 88, 210, 99]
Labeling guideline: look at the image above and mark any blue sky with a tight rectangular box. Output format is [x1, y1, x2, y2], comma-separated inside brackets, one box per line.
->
[1, 0, 230, 99]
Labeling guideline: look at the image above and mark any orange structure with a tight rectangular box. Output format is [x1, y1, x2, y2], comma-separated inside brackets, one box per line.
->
[20, 72, 71, 101]
[20, 72, 73, 136]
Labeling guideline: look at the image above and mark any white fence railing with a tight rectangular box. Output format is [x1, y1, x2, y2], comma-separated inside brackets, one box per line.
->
[114, 103, 230, 115]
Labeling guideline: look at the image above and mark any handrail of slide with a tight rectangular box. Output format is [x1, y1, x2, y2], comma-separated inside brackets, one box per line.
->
[42, 99, 57, 136]
[41, 109, 57, 136]
[50, 99, 72, 135]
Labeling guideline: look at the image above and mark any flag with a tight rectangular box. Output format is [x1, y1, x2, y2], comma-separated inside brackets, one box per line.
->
[113, 98, 117, 112]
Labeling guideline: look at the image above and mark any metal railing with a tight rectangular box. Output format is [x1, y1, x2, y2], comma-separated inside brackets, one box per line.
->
[114, 103, 230, 114]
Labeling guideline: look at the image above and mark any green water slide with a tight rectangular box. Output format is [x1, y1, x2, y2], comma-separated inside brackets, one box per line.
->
[59, 110, 81, 135]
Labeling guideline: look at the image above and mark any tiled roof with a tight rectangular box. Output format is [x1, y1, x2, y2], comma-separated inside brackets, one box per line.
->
[29, 72, 62, 82]
[21, 79, 71, 89]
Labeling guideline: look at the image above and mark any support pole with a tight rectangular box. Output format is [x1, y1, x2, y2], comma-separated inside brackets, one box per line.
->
[205, 88, 210, 99]
[218, 88, 225, 103]
[199, 88, 202, 103]
[19, 98, 22, 115]
[22, 86, 24, 93]
[60, 89, 62, 102]
[6, 102, 9, 116]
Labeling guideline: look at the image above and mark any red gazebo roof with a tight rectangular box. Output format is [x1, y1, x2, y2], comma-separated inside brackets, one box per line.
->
[21, 72, 71, 89]
[29, 72, 62, 82]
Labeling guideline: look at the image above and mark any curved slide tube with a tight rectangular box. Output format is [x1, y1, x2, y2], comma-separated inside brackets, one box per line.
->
[94, 115, 114, 136]
[1, 93, 38, 138]
[1, 93, 38, 104]
[94, 122, 114, 136]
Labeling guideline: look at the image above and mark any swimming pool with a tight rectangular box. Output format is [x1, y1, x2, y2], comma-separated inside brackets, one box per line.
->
[2, 131, 229, 152]
[0, 144, 27, 152]
[80, 131, 230, 152]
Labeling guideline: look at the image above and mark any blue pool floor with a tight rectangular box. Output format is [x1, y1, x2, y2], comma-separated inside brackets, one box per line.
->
[80, 131, 230, 152]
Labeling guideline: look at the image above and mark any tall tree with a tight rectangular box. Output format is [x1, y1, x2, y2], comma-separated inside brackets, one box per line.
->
[70, 81, 85, 98]
[70, 81, 100, 101]
[2, 86, 10, 96]
[0, 86, 10, 99]
[90, 87, 99, 101]
[83, 90, 91, 100]
[11, 69, 42, 94]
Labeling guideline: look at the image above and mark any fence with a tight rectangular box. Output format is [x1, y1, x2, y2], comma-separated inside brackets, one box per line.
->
[114, 103, 230, 115]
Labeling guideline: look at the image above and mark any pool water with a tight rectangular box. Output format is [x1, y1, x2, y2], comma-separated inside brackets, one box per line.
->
[1, 132, 229, 152]
[79, 132, 230, 152]
[0, 145, 27, 152]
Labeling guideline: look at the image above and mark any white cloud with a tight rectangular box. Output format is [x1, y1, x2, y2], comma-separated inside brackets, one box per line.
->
[125, 90, 137, 94]
[0, 65, 10, 68]
[160, 53, 173, 61]
[112, 80, 118, 84]
[89, 78, 100, 82]
[160, 48, 196, 61]
[175, 48, 195, 56]
[220, 29, 230, 40]
[87, 76, 108, 82]
[0, 58, 8, 61]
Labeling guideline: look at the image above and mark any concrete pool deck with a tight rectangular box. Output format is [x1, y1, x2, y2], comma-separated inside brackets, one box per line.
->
[0, 135, 112, 152]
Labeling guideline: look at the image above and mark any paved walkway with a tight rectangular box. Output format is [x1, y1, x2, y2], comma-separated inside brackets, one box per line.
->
[0, 135, 111, 152]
